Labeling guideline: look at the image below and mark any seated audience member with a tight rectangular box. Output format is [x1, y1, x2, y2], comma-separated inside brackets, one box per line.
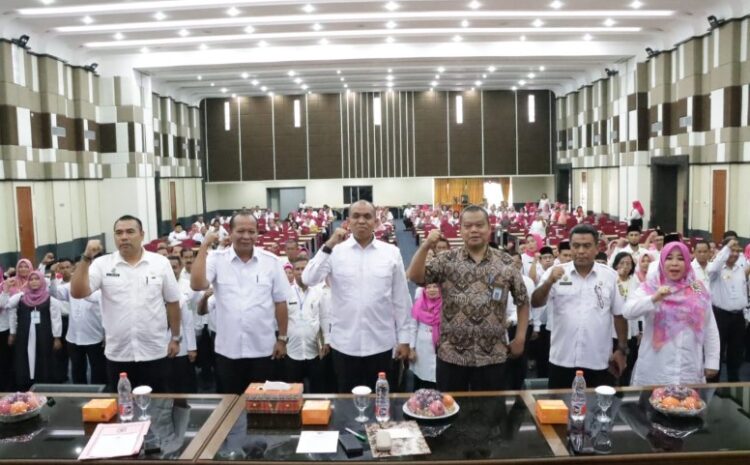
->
[529, 214, 547, 239]
[3, 271, 64, 391]
[285, 257, 329, 393]
[574, 206, 585, 223]
[169, 224, 188, 245]
[408, 283, 441, 390]
[612, 252, 641, 385]
[623, 242, 719, 386]
[193, 216, 206, 230]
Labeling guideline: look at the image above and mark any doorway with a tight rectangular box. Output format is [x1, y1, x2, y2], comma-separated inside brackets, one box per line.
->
[267, 187, 306, 218]
[711, 169, 727, 243]
[556, 164, 571, 206]
[169, 181, 177, 227]
[650, 156, 689, 234]
[15, 186, 35, 261]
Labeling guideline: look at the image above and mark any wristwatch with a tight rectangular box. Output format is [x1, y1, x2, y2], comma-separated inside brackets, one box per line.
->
[81, 254, 93, 262]
[616, 344, 630, 356]
[321, 245, 333, 254]
[171, 335, 183, 343]
[277, 335, 289, 343]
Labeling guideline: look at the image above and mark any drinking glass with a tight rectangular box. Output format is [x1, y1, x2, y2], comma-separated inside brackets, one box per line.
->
[595, 385, 616, 423]
[351, 386, 372, 423]
[133, 385, 153, 421]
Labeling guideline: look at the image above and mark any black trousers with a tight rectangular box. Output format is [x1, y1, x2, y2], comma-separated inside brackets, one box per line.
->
[629, 218, 643, 232]
[0, 330, 13, 391]
[106, 357, 169, 393]
[534, 326, 551, 378]
[195, 326, 215, 379]
[505, 326, 528, 390]
[284, 357, 325, 393]
[166, 355, 197, 393]
[620, 336, 640, 386]
[331, 348, 392, 393]
[713, 307, 746, 382]
[53, 316, 70, 383]
[548, 363, 614, 389]
[215, 353, 275, 394]
[69, 341, 107, 385]
[413, 376, 437, 391]
[318, 353, 337, 393]
[436, 358, 507, 391]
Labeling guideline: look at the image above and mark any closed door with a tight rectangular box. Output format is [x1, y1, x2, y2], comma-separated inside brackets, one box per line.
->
[170, 181, 177, 227]
[16, 187, 35, 261]
[711, 169, 727, 243]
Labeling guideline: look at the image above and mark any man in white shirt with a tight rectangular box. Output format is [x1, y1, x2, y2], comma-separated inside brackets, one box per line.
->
[168, 224, 188, 245]
[303, 200, 412, 393]
[506, 251, 535, 390]
[285, 256, 329, 393]
[50, 258, 106, 385]
[191, 210, 290, 394]
[70, 215, 182, 393]
[706, 238, 749, 382]
[531, 224, 628, 389]
[278, 239, 301, 265]
[181, 248, 213, 385]
[691, 240, 711, 289]
[193, 216, 206, 231]
[167, 255, 198, 393]
[609, 225, 645, 267]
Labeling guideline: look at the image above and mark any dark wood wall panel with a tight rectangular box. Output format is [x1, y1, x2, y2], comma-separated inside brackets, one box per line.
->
[274, 95, 308, 180]
[449, 90, 482, 176]
[517, 90, 552, 175]
[414, 90, 448, 176]
[483, 91, 517, 175]
[308, 93, 342, 179]
[241, 96, 274, 181]
[206, 98, 240, 181]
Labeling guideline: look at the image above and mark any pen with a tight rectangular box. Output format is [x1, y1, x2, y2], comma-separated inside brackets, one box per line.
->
[344, 428, 366, 441]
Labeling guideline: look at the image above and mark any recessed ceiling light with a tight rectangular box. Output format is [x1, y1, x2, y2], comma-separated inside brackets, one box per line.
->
[113, 32, 124, 40]
[244, 25, 255, 33]
[221, 87, 228, 93]
[241, 72, 249, 79]
[231, 93, 236, 98]
[387, 82, 394, 87]
[583, 33, 593, 41]
[519, 35, 527, 41]
[430, 80, 437, 86]
[630, 0, 643, 8]
[226, 7, 240, 17]
[386, 21, 397, 29]
[197, 75, 202, 80]
[435, 74, 440, 79]
[385, 36, 395, 43]
[140, 46, 149, 53]
[251, 79, 259, 85]
[199, 43, 208, 50]
[437, 66, 445, 73]
[468, 1, 482, 9]
[301, 84, 308, 89]
[302, 4, 315, 13]
[268, 92, 274, 96]
[312, 23, 323, 31]
[340, 77, 345, 81]
[452, 35, 463, 42]
[488, 65, 496, 72]
[344, 83, 348, 88]
[82, 15, 94, 24]
[539, 65, 546, 71]
[385, 2, 399, 12]
[40, 0, 55, 4]
[178, 28, 189, 37]
[511, 86, 517, 91]
[294, 77, 302, 84]
[261, 85, 267, 91]
[482, 74, 487, 78]
[603, 18, 616, 27]
[475, 80, 482, 86]
[532, 19, 545, 27]
[528, 72, 536, 79]
[549, 0, 564, 9]
[387, 68, 392, 72]
[386, 75, 394, 81]
[461, 20, 470, 27]
[258, 40, 268, 47]
[470, 87, 475, 91]
[210, 82, 215, 86]
[317, 37, 329, 45]
[288, 70, 296, 77]
[519, 79, 527, 86]
[153, 11, 166, 21]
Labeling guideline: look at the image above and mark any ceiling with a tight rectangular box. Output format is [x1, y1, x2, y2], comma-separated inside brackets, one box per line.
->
[1, 0, 745, 102]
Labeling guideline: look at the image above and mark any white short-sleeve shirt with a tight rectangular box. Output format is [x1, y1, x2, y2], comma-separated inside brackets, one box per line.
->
[206, 246, 291, 359]
[541, 262, 624, 371]
[89, 249, 181, 362]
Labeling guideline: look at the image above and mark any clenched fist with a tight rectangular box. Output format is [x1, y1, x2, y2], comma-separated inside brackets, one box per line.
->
[84, 240, 103, 259]
[325, 228, 348, 249]
[546, 266, 566, 285]
[425, 229, 442, 247]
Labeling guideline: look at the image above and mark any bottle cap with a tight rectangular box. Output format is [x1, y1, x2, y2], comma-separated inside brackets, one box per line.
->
[119, 372, 127, 378]
[378, 372, 386, 378]
[575, 370, 583, 376]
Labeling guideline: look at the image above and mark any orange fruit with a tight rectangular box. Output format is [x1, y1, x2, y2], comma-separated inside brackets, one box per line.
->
[10, 401, 28, 415]
[442, 394, 455, 408]
[681, 397, 701, 410]
[660, 396, 680, 408]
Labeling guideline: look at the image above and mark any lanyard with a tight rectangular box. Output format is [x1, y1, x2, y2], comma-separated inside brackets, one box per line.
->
[294, 287, 306, 312]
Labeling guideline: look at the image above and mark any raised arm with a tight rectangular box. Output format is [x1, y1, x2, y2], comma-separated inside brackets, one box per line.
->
[406, 229, 441, 285]
[531, 266, 564, 307]
[191, 232, 218, 291]
[302, 228, 346, 287]
[70, 240, 103, 299]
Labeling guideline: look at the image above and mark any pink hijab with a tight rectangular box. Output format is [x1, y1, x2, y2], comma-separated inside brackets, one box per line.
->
[411, 286, 442, 348]
[525, 234, 543, 258]
[744, 244, 750, 261]
[632, 200, 645, 216]
[21, 270, 50, 307]
[639, 242, 709, 350]
[8, 259, 33, 294]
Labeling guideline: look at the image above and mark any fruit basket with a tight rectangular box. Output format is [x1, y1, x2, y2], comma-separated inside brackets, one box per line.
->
[649, 385, 706, 418]
[0, 392, 47, 424]
[403, 389, 460, 420]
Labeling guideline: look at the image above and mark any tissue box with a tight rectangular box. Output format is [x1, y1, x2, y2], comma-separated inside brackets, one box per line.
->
[301, 400, 332, 425]
[535, 399, 569, 424]
[245, 382, 304, 414]
[82, 398, 117, 422]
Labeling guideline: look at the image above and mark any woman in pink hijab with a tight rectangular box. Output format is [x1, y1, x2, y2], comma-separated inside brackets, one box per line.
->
[629, 200, 645, 231]
[4, 271, 64, 390]
[623, 242, 719, 386]
[6, 259, 33, 295]
[522, 233, 544, 277]
[408, 284, 442, 389]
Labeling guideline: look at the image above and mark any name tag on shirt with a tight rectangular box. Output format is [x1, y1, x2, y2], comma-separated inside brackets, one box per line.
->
[31, 310, 41, 325]
[559, 281, 573, 286]
[491, 287, 505, 301]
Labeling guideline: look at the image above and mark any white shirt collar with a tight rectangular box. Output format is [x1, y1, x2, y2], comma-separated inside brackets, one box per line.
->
[344, 234, 379, 250]
[229, 245, 258, 264]
[113, 248, 150, 267]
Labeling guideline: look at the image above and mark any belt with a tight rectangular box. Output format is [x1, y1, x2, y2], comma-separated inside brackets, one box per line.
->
[713, 305, 744, 313]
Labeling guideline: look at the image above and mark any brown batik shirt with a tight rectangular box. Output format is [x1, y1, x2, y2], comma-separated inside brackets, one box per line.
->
[424, 246, 529, 367]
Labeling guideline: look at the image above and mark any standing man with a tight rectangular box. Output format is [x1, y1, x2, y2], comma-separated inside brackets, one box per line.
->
[70, 215, 182, 392]
[191, 210, 290, 394]
[691, 240, 712, 289]
[407, 205, 529, 391]
[50, 258, 72, 382]
[706, 238, 749, 382]
[167, 255, 198, 393]
[610, 225, 645, 266]
[531, 224, 628, 389]
[302, 200, 412, 393]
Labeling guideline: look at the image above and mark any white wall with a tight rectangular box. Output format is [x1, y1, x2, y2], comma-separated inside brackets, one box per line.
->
[510, 176, 555, 203]
[99, 178, 159, 251]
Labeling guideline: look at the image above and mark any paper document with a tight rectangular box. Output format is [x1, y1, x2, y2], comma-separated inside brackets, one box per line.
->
[295, 431, 339, 454]
[78, 421, 150, 460]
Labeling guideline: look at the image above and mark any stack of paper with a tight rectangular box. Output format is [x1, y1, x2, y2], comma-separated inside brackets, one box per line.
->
[78, 421, 151, 460]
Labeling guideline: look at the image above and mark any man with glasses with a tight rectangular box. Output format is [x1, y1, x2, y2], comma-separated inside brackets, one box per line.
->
[531, 224, 628, 389]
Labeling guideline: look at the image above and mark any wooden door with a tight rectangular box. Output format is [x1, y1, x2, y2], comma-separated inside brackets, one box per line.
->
[169, 181, 177, 227]
[711, 170, 727, 243]
[15, 187, 35, 261]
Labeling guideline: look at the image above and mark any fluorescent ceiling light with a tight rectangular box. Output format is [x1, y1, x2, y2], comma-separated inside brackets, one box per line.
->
[260, 85, 267, 91]
[82, 15, 94, 24]
[210, 82, 215, 86]
[583, 33, 593, 40]
[387, 68, 392, 72]
[519, 35, 526, 41]
[301, 84, 308, 89]
[178, 28, 189, 36]
[226, 7, 240, 16]
[386, 75, 394, 81]
[340, 77, 345, 81]
[461, 20, 469, 27]
[258, 40, 268, 46]
[221, 87, 227, 93]
[528, 72, 535, 78]
[288, 70, 296, 76]
[487, 65, 496, 72]
[336, 70, 341, 74]
[153, 11, 166, 20]
[318, 37, 329, 44]
[603, 18, 616, 26]
[630, 0, 643, 8]
[452, 35, 462, 42]
[241, 72, 249, 78]
[302, 4, 315, 13]
[549, 1, 564, 9]
[385, 2, 399, 12]
[140, 46, 150, 53]
[197, 75, 202, 80]
[113, 32, 125, 40]
[386, 82, 394, 87]
[532, 19, 544, 27]
[518, 79, 526, 85]
[437, 66, 445, 73]
[482, 73, 486, 78]
[312, 23, 322, 31]
[511, 86, 517, 91]
[539, 65, 546, 71]
[343, 83, 348, 88]
[468, 1, 481, 9]
[244, 25, 255, 33]
[386, 21, 397, 29]
[294, 77, 302, 83]
[198, 43, 208, 49]
[430, 80, 437, 86]
[385, 36, 395, 43]
[474, 80, 482, 86]
[251, 79, 259, 85]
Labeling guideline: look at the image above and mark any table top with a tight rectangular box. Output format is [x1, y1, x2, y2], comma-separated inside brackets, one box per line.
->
[0, 393, 236, 463]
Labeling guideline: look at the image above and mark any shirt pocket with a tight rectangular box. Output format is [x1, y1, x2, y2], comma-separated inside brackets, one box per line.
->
[146, 275, 164, 301]
[102, 276, 128, 299]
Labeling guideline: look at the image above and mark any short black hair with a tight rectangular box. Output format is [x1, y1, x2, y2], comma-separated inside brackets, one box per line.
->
[114, 215, 143, 231]
[595, 252, 608, 261]
[174, 223, 183, 229]
[167, 255, 181, 264]
[539, 246, 554, 256]
[612, 252, 635, 276]
[291, 256, 309, 265]
[655, 228, 665, 237]
[664, 232, 681, 245]
[558, 240, 571, 251]
[55, 257, 73, 266]
[459, 204, 489, 226]
[569, 223, 598, 242]
[694, 240, 711, 250]
[179, 248, 194, 258]
[285, 239, 299, 247]
[229, 209, 258, 229]
[723, 230, 738, 240]
[627, 224, 641, 234]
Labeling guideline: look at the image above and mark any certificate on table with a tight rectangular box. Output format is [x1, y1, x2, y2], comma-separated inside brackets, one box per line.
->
[78, 421, 151, 460]
[296, 431, 339, 454]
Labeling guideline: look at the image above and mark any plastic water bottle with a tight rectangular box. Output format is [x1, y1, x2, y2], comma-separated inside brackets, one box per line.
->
[374, 372, 390, 424]
[570, 370, 587, 423]
[117, 372, 134, 422]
